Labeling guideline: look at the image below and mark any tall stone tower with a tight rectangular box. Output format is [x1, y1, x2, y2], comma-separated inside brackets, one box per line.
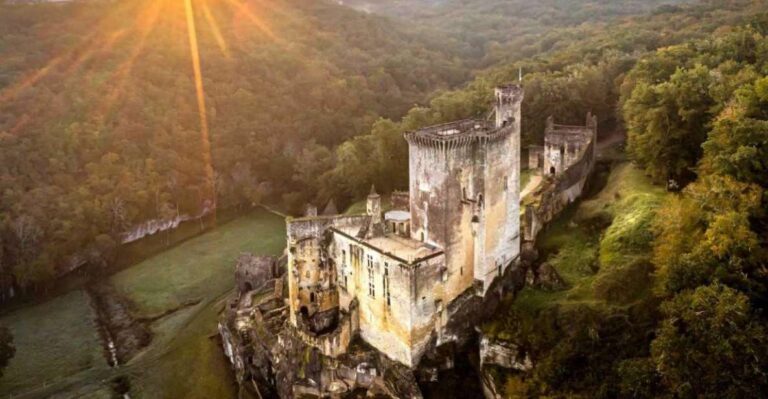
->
[405, 83, 524, 296]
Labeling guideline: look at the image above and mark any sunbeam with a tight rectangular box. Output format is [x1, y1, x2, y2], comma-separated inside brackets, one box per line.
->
[201, 0, 230, 58]
[221, 0, 276, 40]
[184, 0, 216, 218]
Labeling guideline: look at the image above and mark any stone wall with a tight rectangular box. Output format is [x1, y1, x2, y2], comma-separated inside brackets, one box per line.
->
[523, 116, 596, 243]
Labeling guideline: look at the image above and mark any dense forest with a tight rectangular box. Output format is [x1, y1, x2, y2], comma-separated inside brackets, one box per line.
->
[481, 24, 768, 398]
[343, 0, 689, 65]
[0, 0, 694, 292]
[324, 0, 763, 204]
[0, 0, 471, 289]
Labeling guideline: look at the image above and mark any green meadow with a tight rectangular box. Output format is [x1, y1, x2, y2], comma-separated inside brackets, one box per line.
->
[0, 209, 285, 398]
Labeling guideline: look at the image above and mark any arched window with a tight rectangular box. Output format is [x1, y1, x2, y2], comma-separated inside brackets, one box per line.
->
[310, 292, 316, 303]
[550, 166, 556, 175]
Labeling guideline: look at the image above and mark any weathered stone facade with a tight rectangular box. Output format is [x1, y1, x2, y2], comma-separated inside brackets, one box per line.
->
[284, 84, 525, 367]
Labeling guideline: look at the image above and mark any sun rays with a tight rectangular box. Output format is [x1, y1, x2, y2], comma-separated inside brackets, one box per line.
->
[184, 0, 215, 208]
[0, 0, 281, 212]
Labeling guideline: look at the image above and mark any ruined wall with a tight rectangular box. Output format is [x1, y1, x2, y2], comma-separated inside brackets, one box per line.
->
[286, 215, 368, 325]
[523, 116, 597, 242]
[528, 145, 544, 171]
[293, 300, 359, 358]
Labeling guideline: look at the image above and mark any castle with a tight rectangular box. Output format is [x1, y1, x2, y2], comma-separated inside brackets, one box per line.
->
[285, 84, 524, 366]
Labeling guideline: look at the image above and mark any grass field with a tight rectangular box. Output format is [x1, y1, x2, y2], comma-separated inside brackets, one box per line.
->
[0, 290, 107, 396]
[112, 208, 285, 315]
[0, 208, 285, 398]
[115, 208, 285, 398]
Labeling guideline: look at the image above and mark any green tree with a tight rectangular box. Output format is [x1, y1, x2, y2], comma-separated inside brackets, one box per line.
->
[651, 283, 768, 398]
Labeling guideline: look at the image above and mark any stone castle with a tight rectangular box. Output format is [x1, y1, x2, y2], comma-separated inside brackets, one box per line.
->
[285, 84, 524, 366]
[218, 83, 600, 397]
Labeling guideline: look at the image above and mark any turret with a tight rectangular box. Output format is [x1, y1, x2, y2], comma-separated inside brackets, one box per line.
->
[366, 185, 381, 225]
[494, 84, 524, 129]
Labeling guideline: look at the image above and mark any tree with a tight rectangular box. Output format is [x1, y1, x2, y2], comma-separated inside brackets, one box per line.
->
[651, 283, 768, 398]
[0, 326, 14, 378]
[623, 64, 714, 184]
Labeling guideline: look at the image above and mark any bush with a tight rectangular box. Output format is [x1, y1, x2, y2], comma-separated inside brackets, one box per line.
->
[618, 357, 661, 398]
[593, 258, 653, 303]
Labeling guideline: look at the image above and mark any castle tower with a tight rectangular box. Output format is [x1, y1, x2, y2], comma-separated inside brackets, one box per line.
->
[495, 84, 524, 129]
[366, 185, 381, 225]
[405, 83, 524, 296]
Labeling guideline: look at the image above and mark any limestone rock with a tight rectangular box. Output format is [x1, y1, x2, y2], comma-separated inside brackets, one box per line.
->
[479, 335, 533, 372]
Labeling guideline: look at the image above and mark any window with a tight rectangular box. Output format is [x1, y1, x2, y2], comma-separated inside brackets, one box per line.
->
[367, 255, 375, 298]
[383, 262, 390, 307]
[503, 176, 508, 191]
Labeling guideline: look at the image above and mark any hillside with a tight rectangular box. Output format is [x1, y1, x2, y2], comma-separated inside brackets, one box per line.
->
[324, 0, 765, 205]
[0, 0, 468, 288]
[341, 0, 691, 64]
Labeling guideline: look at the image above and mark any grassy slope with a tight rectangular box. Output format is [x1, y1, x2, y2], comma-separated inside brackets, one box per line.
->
[112, 209, 285, 315]
[113, 208, 285, 398]
[0, 209, 286, 398]
[497, 162, 666, 322]
[0, 290, 106, 395]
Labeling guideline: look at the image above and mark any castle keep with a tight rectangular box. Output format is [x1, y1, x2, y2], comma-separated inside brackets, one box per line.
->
[285, 84, 524, 366]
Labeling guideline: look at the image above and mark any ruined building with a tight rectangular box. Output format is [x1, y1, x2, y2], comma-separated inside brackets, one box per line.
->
[524, 113, 598, 242]
[285, 84, 524, 367]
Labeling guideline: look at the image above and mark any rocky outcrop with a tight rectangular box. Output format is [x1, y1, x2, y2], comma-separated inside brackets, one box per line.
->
[479, 335, 532, 371]
[525, 262, 567, 291]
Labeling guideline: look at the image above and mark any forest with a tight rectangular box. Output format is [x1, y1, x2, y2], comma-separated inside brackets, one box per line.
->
[0, 0, 471, 290]
[480, 25, 768, 398]
[0, 0, 703, 292]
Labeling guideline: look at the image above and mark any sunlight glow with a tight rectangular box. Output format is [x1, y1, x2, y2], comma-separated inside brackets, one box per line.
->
[0, 57, 64, 104]
[222, 0, 276, 40]
[184, 0, 216, 212]
[96, 1, 163, 117]
[201, 0, 230, 58]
